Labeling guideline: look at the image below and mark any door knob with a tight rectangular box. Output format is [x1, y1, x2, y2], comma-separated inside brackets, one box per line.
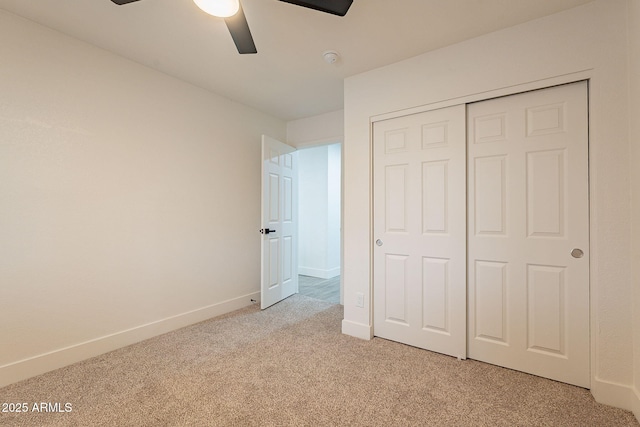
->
[571, 248, 584, 258]
[260, 228, 276, 235]
[376, 239, 383, 247]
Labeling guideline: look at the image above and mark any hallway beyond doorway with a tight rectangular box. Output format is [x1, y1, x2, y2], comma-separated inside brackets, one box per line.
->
[298, 275, 340, 304]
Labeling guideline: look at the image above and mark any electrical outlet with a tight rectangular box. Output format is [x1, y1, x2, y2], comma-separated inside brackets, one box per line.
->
[355, 292, 364, 308]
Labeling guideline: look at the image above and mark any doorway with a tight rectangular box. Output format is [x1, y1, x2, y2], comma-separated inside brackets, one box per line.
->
[372, 82, 590, 387]
[297, 143, 342, 304]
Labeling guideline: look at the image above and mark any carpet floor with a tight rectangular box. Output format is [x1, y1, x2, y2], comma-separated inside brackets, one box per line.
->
[0, 294, 637, 426]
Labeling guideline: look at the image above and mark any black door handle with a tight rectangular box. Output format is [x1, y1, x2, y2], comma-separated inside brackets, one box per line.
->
[259, 228, 276, 235]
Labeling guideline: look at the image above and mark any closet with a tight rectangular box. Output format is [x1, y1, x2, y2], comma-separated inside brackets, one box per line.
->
[372, 81, 590, 387]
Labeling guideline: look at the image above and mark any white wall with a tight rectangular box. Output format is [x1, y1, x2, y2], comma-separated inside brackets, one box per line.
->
[299, 146, 329, 276]
[628, 0, 640, 420]
[0, 10, 286, 387]
[342, 0, 638, 415]
[287, 109, 344, 148]
[298, 144, 341, 279]
[327, 143, 341, 272]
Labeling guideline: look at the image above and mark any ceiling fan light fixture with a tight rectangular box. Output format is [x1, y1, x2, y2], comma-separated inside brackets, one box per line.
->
[193, 0, 240, 18]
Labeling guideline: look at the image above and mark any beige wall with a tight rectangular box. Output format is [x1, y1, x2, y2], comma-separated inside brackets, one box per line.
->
[286, 109, 344, 148]
[343, 0, 637, 414]
[0, 10, 285, 386]
[629, 0, 640, 419]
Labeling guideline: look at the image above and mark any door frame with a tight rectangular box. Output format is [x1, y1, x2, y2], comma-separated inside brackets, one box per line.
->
[368, 74, 592, 382]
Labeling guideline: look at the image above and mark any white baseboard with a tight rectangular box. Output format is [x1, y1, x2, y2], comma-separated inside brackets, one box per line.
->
[0, 291, 260, 388]
[591, 376, 640, 421]
[341, 319, 373, 340]
[632, 386, 640, 423]
[591, 377, 632, 409]
[299, 266, 340, 279]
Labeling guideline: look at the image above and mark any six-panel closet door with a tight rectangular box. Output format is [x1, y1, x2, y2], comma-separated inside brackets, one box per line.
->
[372, 81, 590, 387]
[373, 104, 467, 360]
[467, 82, 589, 387]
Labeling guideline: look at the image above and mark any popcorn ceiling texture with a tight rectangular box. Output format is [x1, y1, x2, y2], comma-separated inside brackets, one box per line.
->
[0, 295, 637, 426]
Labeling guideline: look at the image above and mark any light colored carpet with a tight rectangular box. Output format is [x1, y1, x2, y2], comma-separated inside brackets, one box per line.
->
[0, 294, 637, 426]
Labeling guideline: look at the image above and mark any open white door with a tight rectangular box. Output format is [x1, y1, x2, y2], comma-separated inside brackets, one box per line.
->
[261, 135, 298, 309]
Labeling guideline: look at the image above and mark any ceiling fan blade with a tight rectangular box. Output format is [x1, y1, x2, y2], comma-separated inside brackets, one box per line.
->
[224, 2, 257, 54]
[279, 0, 353, 16]
[110, 0, 142, 5]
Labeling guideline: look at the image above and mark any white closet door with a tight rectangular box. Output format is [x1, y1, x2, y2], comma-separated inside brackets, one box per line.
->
[467, 82, 589, 387]
[373, 105, 467, 359]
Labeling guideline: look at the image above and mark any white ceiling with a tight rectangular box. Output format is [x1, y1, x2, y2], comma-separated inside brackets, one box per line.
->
[0, 0, 593, 121]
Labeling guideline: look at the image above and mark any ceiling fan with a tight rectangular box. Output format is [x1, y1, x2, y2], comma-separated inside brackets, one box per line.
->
[110, 0, 353, 54]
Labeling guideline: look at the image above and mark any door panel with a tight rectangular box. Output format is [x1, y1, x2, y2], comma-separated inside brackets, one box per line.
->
[261, 135, 298, 309]
[467, 81, 589, 387]
[474, 155, 507, 236]
[474, 260, 508, 344]
[422, 257, 449, 332]
[373, 104, 467, 359]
